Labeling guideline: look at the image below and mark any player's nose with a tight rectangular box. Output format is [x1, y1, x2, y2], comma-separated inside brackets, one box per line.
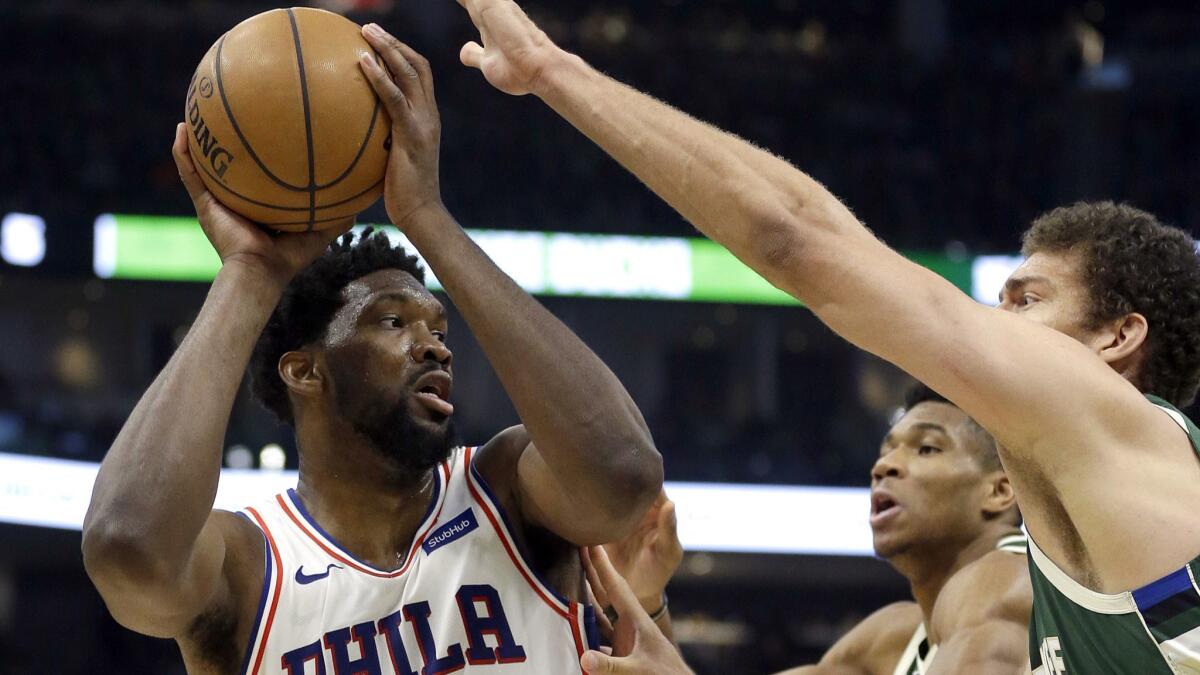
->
[870, 452, 905, 483]
[410, 326, 452, 367]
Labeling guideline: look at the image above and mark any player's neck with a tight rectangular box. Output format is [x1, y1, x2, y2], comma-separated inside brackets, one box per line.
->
[293, 427, 441, 571]
[900, 523, 1017, 631]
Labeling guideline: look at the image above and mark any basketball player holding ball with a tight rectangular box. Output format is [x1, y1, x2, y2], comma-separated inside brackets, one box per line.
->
[451, 1, 1200, 673]
[82, 21, 662, 675]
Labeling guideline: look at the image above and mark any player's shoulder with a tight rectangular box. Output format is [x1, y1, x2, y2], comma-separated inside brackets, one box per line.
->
[860, 601, 923, 642]
[829, 601, 922, 661]
[472, 425, 530, 493]
[933, 545, 1032, 634]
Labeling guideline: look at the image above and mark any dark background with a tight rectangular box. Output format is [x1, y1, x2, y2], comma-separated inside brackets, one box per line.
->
[1, 0, 1199, 672]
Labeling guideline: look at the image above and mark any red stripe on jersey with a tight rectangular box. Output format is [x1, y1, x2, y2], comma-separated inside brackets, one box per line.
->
[245, 507, 283, 675]
[463, 446, 573, 619]
[276, 461, 451, 578]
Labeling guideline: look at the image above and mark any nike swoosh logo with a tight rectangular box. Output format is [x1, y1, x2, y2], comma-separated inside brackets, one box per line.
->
[295, 563, 344, 585]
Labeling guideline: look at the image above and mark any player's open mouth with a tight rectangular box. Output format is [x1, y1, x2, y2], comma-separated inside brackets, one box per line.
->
[869, 491, 902, 526]
[413, 370, 454, 417]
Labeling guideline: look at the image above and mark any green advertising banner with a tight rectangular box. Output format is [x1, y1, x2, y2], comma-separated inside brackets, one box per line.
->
[94, 214, 1005, 305]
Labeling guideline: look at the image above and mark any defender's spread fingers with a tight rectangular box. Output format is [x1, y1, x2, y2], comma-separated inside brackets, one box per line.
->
[460, 41, 485, 70]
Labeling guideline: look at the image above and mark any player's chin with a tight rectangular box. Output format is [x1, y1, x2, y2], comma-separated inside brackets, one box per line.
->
[870, 531, 909, 559]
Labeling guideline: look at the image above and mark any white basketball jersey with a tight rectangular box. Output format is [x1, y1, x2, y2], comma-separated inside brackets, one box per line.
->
[236, 446, 599, 675]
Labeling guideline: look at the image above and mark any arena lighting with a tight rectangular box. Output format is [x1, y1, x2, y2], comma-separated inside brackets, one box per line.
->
[258, 443, 287, 470]
[0, 451, 875, 556]
[971, 255, 1025, 305]
[92, 213, 998, 305]
[1, 212, 46, 267]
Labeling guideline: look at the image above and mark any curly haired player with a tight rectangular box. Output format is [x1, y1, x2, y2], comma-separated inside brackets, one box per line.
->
[82, 26, 661, 675]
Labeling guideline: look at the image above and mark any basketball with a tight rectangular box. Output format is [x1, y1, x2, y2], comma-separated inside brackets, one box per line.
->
[184, 7, 389, 232]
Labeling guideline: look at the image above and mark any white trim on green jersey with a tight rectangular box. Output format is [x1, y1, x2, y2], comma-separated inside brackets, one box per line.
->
[1028, 535, 1137, 615]
[892, 623, 936, 675]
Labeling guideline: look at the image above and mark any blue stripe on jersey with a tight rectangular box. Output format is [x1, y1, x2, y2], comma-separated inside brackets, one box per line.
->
[467, 456, 574, 609]
[583, 604, 601, 651]
[1133, 566, 1193, 611]
[236, 512, 273, 675]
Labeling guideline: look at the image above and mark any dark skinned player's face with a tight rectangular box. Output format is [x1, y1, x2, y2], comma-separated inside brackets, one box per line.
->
[320, 269, 457, 474]
[869, 402, 997, 559]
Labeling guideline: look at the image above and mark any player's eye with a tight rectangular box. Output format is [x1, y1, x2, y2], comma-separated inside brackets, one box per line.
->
[381, 316, 403, 328]
[432, 331, 446, 343]
[918, 445, 941, 455]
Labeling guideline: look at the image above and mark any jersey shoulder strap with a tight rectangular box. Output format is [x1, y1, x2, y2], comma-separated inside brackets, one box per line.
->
[893, 623, 938, 675]
[1146, 394, 1200, 456]
[997, 531, 1028, 555]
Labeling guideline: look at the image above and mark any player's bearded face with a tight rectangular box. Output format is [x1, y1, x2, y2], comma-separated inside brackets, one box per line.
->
[328, 358, 457, 474]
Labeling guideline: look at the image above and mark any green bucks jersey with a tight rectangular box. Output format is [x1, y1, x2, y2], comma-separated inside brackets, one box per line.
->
[893, 533, 1028, 675]
[1029, 396, 1200, 675]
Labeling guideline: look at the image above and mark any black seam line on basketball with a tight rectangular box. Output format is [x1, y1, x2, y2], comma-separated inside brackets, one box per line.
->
[214, 32, 309, 192]
[196, 159, 384, 211]
[313, 98, 381, 190]
[264, 213, 366, 227]
[286, 8, 318, 232]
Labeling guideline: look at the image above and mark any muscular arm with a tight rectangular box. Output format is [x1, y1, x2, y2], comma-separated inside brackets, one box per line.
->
[359, 30, 662, 547]
[452, 0, 1192, 587]
[926, 552, 1032, 675]
[405, 206, 662, 544]
[82, 262, 275, 636]
[534, 51, 1161, 460]
[775, 602, 922, 675]
[81, 125, 342, 638]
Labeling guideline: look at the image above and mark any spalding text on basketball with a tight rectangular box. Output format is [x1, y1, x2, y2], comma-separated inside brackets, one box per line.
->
[186, 76, 235, 181]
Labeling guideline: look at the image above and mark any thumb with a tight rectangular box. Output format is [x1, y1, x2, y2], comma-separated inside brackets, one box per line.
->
[460, 41, 485, 69]
[581, 649, 625, 673]
[659, 500, 678, 539]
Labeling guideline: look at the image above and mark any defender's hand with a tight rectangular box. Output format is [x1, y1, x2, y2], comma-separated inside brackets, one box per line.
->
[359, 25, 445, 231]
[172, 123, 350, 289]
[604, 492, 682, 614]
[454, 0, 564, 96]
[581, 546, 694, 675]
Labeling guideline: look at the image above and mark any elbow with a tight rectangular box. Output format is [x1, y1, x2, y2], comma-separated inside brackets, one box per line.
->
[82, 521, 178, 596]
[751, 210, 807, 275]
[625, 438, 665, 504]
[599, 436, 664, 531]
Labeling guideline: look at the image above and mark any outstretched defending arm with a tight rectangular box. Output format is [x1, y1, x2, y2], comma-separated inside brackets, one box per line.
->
[449, 0, 1169, 473]
[81, 125, 349, 637]
[359, 26, 661, 546]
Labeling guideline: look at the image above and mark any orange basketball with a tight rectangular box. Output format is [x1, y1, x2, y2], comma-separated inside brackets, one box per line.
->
[184, 8, 389, 232]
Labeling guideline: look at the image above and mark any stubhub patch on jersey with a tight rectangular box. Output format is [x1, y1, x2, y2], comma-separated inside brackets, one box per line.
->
[422, 508, 479, 555]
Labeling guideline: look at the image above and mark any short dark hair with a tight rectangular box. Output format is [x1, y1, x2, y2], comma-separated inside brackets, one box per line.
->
[1022, 201, 1200, 407]
[904, 383, 1000, 471]
[249, 229, 426, 425]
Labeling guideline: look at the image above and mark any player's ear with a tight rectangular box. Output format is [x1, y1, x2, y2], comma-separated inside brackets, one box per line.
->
[1095, 312, 1149, 368]
[279, 350, 325, 399]
[982, 471, 1017, 519]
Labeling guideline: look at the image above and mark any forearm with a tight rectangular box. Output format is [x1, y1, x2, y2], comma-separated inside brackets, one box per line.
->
[83, 263, 281, 578]
[533, 54, 868, 299]
[402, 207, 661, 510]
